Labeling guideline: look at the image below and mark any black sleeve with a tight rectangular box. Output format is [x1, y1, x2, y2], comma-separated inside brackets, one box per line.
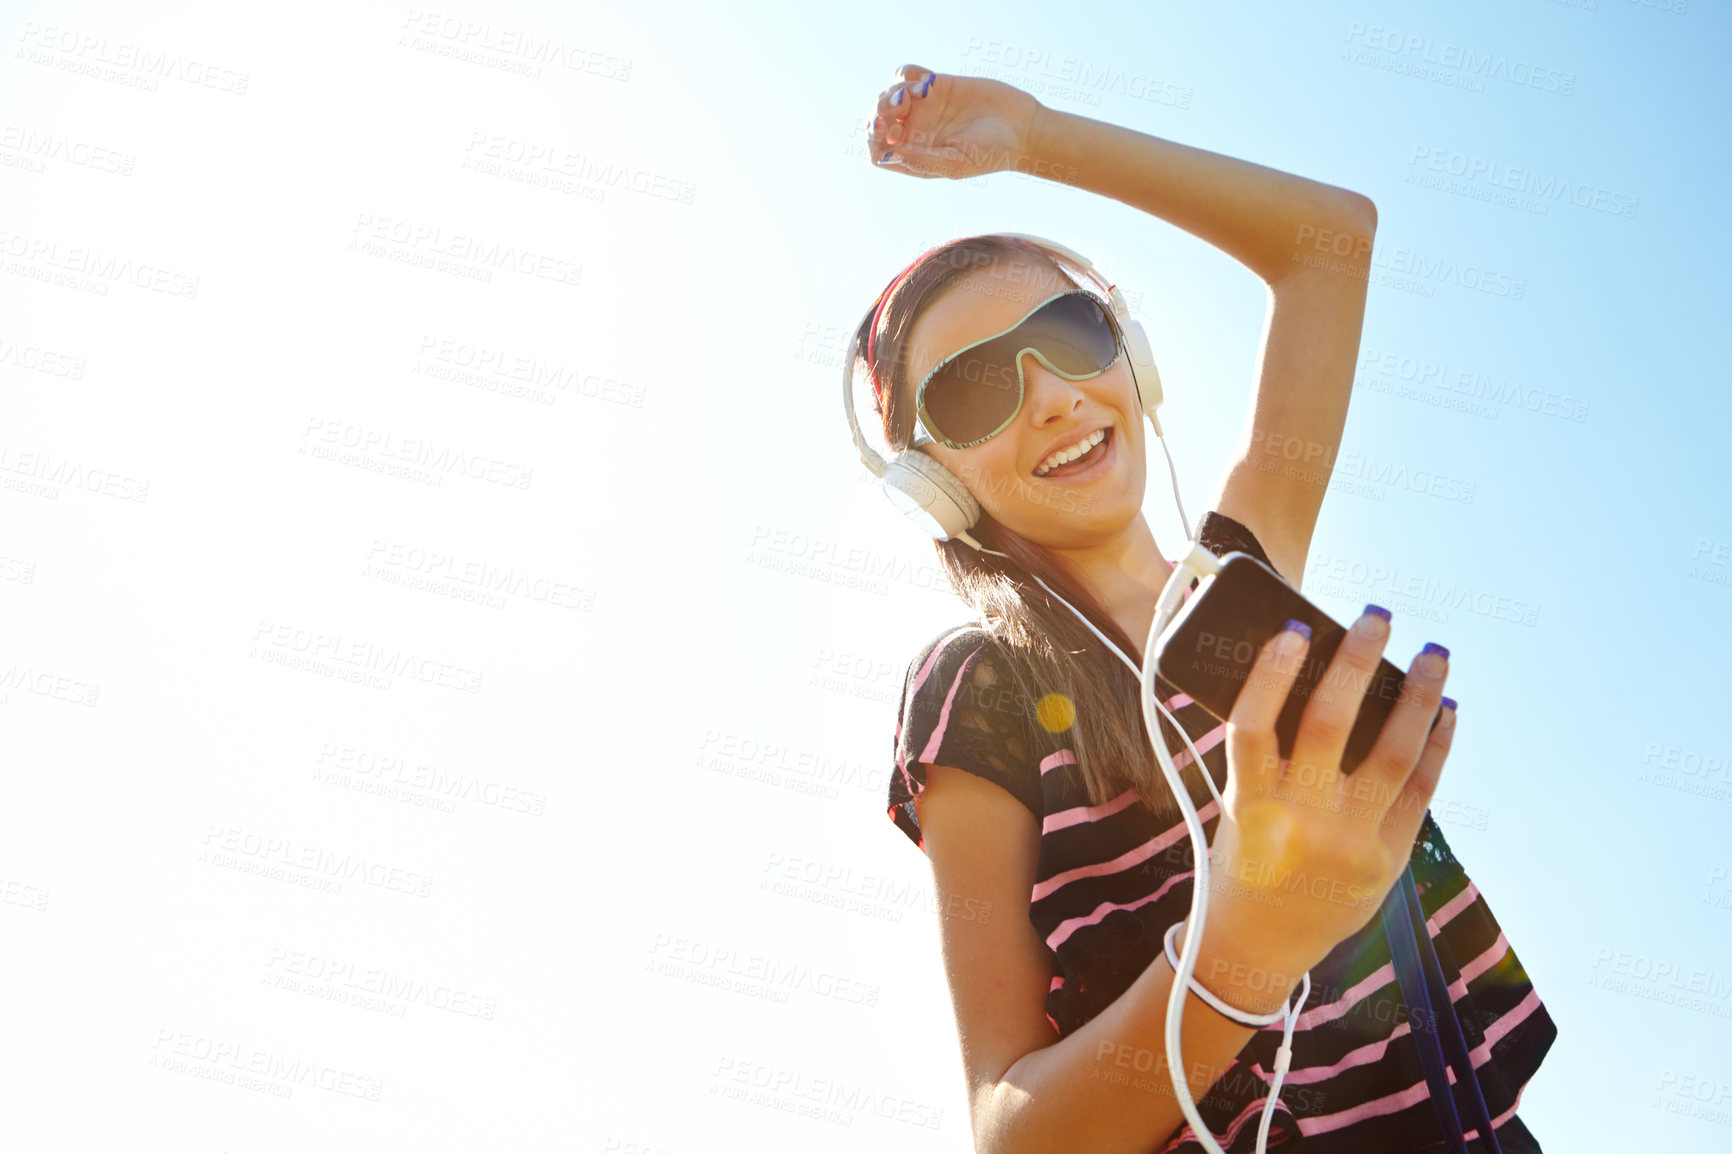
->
[1195, 508, 1282, 580]
[886, 627, 1045, 853]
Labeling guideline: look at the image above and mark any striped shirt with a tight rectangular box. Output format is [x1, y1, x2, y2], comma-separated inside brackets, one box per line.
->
[886, 510, 1556, 1153]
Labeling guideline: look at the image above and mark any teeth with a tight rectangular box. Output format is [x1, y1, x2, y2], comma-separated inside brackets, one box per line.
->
[1035, 429, 1106, 476]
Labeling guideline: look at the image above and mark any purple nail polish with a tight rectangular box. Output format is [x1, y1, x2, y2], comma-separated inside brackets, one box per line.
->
[878, 151, 896, 164]
[1422, 642, 1450, 661]
[1363, 603, 1392, 622]
[916, 77, 933, 96]
[1281, 618, 1312, 641]
[891, 86, 904, 105]
[1441, 696, 1458, 712]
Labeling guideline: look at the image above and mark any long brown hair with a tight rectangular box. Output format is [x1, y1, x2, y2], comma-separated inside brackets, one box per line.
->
[855, 233, 1220, 826]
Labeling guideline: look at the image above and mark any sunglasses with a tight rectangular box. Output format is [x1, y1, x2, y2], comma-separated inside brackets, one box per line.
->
[913, 289, 1125, 450]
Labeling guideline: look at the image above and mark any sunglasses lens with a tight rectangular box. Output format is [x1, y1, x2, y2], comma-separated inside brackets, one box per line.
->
[1020, 292, 1120, 375]
[923, 293, 1120, 445]
[922, 343, 1023, 446]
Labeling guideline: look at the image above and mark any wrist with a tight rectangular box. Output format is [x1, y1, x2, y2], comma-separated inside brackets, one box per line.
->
[1024, 102, 1074, 176]
[1176, 914, 1320, 1018]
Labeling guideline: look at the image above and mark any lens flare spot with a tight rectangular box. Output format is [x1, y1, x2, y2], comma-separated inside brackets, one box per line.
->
[1036, 692, 1076, 733]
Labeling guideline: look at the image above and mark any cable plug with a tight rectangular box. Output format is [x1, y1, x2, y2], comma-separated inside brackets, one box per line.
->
[1273, 1045, 1293, 1078]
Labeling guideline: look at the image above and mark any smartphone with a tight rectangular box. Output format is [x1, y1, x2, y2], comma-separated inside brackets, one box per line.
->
[1151, 552, 1441, 775]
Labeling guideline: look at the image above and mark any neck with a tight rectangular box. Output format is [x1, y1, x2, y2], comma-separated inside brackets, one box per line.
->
[1047, 514, 1177, 661]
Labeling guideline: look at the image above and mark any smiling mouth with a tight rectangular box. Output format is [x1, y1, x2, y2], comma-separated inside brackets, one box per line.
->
[1033, 425, 1114, 481]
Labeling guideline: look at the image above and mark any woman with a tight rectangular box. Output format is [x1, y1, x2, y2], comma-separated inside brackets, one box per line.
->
[857, 66, 1555, 1153]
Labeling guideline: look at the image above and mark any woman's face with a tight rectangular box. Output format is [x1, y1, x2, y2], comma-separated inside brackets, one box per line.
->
[899, 261, 1149, 549]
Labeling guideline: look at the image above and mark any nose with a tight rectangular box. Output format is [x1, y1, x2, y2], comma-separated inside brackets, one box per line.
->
[1017, 350, 1087, 423]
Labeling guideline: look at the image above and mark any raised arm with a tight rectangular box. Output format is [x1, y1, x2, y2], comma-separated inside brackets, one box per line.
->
[1024, 106, 1375, 588]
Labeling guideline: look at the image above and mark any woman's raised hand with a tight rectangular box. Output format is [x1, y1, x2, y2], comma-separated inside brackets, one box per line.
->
[865, 64, 1044, 181]
[1204, 608, 1458, 978]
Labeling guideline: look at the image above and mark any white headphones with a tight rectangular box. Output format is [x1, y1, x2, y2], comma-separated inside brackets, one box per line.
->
[841, 232, 1189, 549]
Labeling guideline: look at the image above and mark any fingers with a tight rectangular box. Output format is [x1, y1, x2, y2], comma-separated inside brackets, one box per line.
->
[1356, 640, 1452, 818]
[879, 65, 936, 132]
[1376, 695, 1456, 856]
[867, 66, 936, 162]
[1288, 606, 1394, 782]
[1224, 620, 1311, 795]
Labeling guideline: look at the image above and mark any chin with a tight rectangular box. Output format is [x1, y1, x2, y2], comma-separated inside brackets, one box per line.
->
[1011, 496, 1142, 546]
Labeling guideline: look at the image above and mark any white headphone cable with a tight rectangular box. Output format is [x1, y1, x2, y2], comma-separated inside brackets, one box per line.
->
[1156, 431, 1191, 542]
[964, 536, 1307, 1154]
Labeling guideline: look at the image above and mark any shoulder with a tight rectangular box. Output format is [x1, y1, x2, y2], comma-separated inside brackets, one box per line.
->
[908, 622, 993, 671]
[896, 623, 1046, 760]
[890, 622, 1048, 836]
[901, 624, 1013, 715]
[905, 620, 1041, 684]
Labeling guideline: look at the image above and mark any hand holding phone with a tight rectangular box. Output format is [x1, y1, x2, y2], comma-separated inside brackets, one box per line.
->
[1176, 585, 1461, 970]
[1152, 552, 1448, 774]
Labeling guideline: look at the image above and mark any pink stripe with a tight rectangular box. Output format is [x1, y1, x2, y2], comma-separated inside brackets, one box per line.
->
[918, 646, 985, 765]
[895, 730, 918, 800]
[1046, 868, 1191, 952]
[1295, 882, 1483, 1030]
[1159, 1091, 1291, 1154]
[1295, 1065, 1439, 1135]
[896, 757, 916, 799]
[1455, 931, 1510, 991]
[909, 625, 976, 697]
[894, 720, 924, 801]
[1039, 710, 1219, 783]
[1040, 722, 1222, 834]
[1281, 1023, 1412, 1085]
[1294, 961, 1392, 1031]
[1296, 990, 1543, 1137]
[1410, 884, 1507, 1013]
[1484, 1087, 1525, 1136]
[1387, 886, 1504, 1015]
[1032, 799, 1219, 903]
[1039, 803, 1227, 952]
[1270, 932, 1517, 1088]
[1425, 880, 1486, 937]
[1043, 787, 1141, 833]
[1469, 987, 1543, 1062]
[895, 627, 983, 802]
[1039, 748, 1077, 775]
[1168, 721, 1225, 771]
[1036, 727, 1212, 777]
[1437, 1023, 1532, 1142]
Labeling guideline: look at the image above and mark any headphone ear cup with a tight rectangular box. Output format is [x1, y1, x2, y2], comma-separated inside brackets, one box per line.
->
[1118, 316, 1165, 437]
[882, 448, 981, 541]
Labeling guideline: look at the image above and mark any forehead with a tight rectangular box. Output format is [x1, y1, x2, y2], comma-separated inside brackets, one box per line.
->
[902, 257, 1072, 393]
